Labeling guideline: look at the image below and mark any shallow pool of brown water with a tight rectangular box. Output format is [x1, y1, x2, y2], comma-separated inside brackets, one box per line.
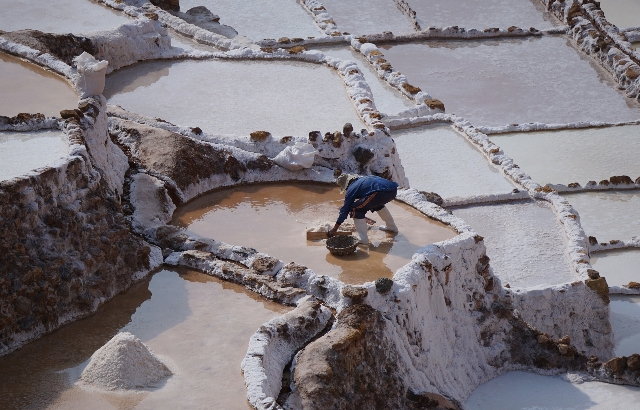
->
[0, 267, 288, 410]
[0, 52, 77, 118]
[171, 183, 456, 284]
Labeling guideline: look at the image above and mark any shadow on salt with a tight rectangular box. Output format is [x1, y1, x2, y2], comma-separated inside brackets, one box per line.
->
[379, 37, 640, 127]
[465, 370, 640, 410]
[393, 125, 516, 199]
[0, 130, 69, 182]
[104, 58, 364, 137]
[320, 0, 415, 35]
[563, 190, 640, 242]
[452, 200, 576, 288]
[490, 125, 640, 186]
[609, 295, 640, 357]
[171, 182, 456, 285]
[0, 52, 77, 118]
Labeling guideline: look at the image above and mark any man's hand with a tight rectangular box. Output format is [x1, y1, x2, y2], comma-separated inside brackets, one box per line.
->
[327, 223, 340, 238]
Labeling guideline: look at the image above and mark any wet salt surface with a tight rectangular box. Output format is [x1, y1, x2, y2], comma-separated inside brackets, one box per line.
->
[407, 0, 559, 31]
[0, 0, 130, 34]
[490, 126, 640, 186]
[609, 295, 640, 357]
[105, 59, 364, 137]
[320, 0, 415, 35]
[633, 41, 640, 51]
[393, 125, 515, 198]
[0, 52, 78, 118]
[597, 0, 640, 29]
[453, 200, 576, 288]
[319, 46, 415, 115]
[591, 250, 640, 288]
[171, 183, 456, 284]
[0, 130, 69, 181]
[179, 0, 321, 41]
[563, 191, 640, 242]
[0, 268, 288, 410]
[465, 370, 640, 409]
[380, 37, 640, 127]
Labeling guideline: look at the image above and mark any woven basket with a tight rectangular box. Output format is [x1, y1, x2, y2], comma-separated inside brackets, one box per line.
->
[326, 235, 359, 256]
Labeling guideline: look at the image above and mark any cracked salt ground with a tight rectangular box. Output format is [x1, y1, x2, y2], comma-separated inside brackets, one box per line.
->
[171, 183, 456, 284]
[380, 36, 640, 127]
[104, 59, 364, 137]
[464, 370, 640, 410]
[407, 0, 560, 31]
[610, 295, 640, 357]
[0, 0, 130, 34]
[392, 125, 516, 199]
[591, 250, 640, 288]
[489, 126, 640, 186]
[452, 200, 575, 288]
[320, 0, 415, 35]
[563, 190, 640, 242]
[319, 46, 415, 115]
[0, 52, 78, 118]
[179, 0, 322, 41]
[0, 130, 69, 182]
[0, 267, 289, 410]
[596, 0, 640, 29]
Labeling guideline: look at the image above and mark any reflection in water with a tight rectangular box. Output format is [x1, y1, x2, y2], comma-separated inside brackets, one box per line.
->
[491, 125, 640, 186]
[563, 190, 640, 242]
[609, 295, 640, 357]
[171, 182, 456, 284]
[0, 52, 78, 117]
[0, 130, 69, 181]
[104, 61, 171, 100]
[591, 250, 640, 288]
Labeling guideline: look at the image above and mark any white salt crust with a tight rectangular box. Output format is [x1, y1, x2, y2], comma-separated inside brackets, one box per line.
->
[79, 332, 172, 391]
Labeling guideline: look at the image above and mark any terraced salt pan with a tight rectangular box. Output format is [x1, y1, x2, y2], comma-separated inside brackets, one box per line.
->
[563, 191, 640, 242]
[0, 0, 130, 34]
[0, 131, 69, 181]
[179, 0, 322, 41]
[465, 371, 640, 410]
[597, 0, 640, 29]
[0, 52, 77, 118]
[490, 126, 640, 186]
[407, 0, 559, 31]
[320, 46, 415, 115]
[380, 37, 640, 127]
[320, 0, 415, 35]
[610, 295, 640, 357]
[591, 250, 640, 288]
[633, 42, 640, 51]
[171, 183, 456, 284]
[105, 59, 364, 137]
[453, 200, 575, 288]
[0, 268, 289, 409]
[393, 125, 515, 198]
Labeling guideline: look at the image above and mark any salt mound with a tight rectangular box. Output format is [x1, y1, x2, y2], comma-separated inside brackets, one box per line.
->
[79, 332, 172, 391]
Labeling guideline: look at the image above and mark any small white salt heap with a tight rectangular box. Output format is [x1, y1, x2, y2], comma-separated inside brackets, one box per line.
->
[79, 332, 172, 391]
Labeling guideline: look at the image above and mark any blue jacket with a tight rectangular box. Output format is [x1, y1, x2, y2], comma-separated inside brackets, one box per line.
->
[336, 176, 398, 225]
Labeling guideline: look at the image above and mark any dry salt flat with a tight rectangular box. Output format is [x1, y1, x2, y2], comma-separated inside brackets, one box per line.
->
[320, 0, 415, 35]
[0, 130, 69, 181]
[105, 58, 365, 137]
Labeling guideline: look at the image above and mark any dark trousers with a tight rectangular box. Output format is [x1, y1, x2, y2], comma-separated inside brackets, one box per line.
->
[350, 188, 397, 219]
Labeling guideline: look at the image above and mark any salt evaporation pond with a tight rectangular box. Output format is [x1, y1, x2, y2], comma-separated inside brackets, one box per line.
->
[320, 0, 415, 35]
[490, 125, 640, 186]
[393, 125, 515, 199]
[105, 59, 364, 137]
[610, 295, 640, 357]
[171, 183, 456, 284]
[465, 370, 640, 410]
[0, 0, 130, 34]
[453, 200, 575, 288]
[179, 0, 321, 41]
[0, 52, 77, 118]
[591, 250, 640, 288]
[597, 0, 640, 29]
[380, 37, 640, 126]
[0, 267, 289, 409]
[407, 0, 558, 31]
[0, 130, 69, 181]
[563, 191, 640, 242]
[320, 46, 415, 115]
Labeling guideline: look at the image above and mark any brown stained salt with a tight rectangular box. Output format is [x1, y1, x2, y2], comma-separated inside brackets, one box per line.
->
[79, 332, 171, 391]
